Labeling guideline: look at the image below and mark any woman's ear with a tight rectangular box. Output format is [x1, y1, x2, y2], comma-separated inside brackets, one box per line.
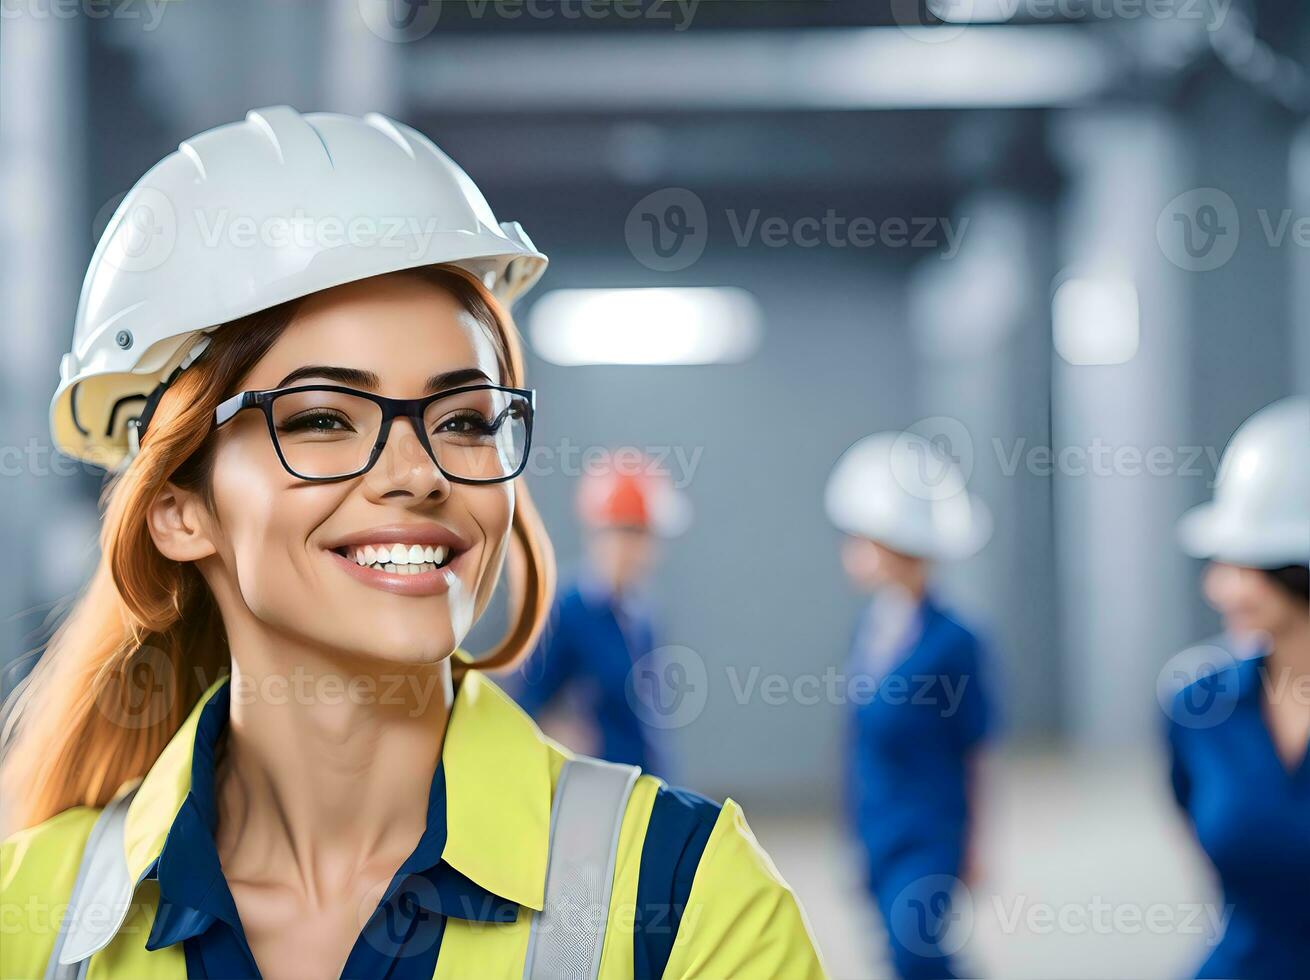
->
[147, 481, 219, 562]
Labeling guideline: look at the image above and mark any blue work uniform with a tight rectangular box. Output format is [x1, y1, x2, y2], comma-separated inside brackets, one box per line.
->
[1166, 649, 1310, 978]
[512, 568, 669, 776]
[844, 591, 994, 980]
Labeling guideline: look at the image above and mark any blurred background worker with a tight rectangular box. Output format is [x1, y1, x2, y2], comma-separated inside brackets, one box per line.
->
[824, 432, 997, 980]
[1166, 395, 1310, 980]
[511, 450, 690, 779]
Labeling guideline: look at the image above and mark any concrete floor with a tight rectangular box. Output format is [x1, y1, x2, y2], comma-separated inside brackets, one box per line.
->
[749, 748, 1222, 980]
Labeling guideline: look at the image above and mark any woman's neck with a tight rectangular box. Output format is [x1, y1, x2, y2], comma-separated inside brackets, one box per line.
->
[889, 571, 928, 602]
[1264, 614, 1310, 683]
[213, 639, 455, 900]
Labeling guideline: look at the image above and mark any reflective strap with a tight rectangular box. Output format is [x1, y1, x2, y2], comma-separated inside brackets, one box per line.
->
[523, 757, 641, 980]
[44, 786, 140, 980]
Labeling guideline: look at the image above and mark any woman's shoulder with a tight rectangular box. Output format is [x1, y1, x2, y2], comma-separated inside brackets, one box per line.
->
[1, 803, 100, 889]
[506, 687, 828, 975]
[618, 773, 721, 916]
[1, 805, 103, 977]
[608, 769, 828, 979]
[629, 775, 797, 911]
[632, 775, 723, 852]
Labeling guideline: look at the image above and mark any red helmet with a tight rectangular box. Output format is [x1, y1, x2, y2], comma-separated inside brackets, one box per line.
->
[576, 449, 691, 535]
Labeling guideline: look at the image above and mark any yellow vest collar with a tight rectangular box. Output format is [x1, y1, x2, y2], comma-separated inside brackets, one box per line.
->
[441, 668, 551, 911]
[122, 674, 227, 883]
[122, 656, 551, 912]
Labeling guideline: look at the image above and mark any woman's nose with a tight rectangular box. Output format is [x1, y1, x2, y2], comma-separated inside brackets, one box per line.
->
[363, 418, 452, 501]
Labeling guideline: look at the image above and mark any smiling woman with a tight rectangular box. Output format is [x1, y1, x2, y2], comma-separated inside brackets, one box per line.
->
[0, 107, 826, 980]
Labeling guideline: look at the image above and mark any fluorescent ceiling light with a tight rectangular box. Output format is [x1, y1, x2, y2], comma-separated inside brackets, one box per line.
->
[927, 0, 1019, 23]
[528, 287, 763, 366]
[409, 27, 1111, 111]
[806, 26, 1108, 107]
[1052, 276, 1140, 365]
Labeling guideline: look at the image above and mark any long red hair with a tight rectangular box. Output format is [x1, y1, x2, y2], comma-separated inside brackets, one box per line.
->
[0, 264, 555, 834]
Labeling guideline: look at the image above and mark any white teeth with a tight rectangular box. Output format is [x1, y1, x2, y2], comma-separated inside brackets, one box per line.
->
[341, 542, 451, 571]
[392, 563, 438, 576]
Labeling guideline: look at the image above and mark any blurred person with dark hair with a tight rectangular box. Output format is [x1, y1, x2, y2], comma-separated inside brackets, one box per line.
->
[1167, 395, 1310, 979]
[825, 432, 998, 980]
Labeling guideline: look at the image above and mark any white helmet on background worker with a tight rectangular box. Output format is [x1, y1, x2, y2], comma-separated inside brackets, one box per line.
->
[1177, 395, 1310, 567]
[51, 104, 548, 472]
[824, 430, 992, 561]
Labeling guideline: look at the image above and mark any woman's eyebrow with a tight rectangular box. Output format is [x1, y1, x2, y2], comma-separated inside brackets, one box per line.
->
[275, 365, 493, 392]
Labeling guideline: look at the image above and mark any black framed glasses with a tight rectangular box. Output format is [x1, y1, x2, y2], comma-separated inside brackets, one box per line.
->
[213, 382, 535, 484]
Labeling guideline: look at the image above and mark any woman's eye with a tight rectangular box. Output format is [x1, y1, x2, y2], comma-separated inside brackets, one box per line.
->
[436, 412, 495, 435]
[282, 411, 352, 433]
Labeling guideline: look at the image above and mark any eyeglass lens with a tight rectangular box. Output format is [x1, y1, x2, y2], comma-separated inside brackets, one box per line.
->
[268, 387, 529, 481]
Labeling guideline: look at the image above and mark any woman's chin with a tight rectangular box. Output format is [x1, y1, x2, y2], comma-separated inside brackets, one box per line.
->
[324, 629, 458, 670]
[1225, 619, 1268, 643]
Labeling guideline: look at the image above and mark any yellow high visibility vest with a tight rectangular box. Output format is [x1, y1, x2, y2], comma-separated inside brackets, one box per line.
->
[2, 669, 827, 979]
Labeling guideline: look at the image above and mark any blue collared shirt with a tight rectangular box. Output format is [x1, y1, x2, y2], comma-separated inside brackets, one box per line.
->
[141, 677, 517, 979]
[843, 592, 996, 877]
[1167, 650, 1310, 978]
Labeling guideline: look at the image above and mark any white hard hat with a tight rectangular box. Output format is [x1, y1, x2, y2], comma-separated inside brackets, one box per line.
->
[824, 431, 992, 561]
[52, 105, 548, 472]
[1177, 395, 1310, 567]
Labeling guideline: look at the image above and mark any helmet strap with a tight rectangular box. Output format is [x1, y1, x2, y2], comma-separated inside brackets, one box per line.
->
[127, 334, 212, 457]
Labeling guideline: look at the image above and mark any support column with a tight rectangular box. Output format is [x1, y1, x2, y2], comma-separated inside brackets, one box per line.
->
[1049, 109, 1193, 747]
[908, 190, 1061, 737]
[0, 10, 91, 679]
